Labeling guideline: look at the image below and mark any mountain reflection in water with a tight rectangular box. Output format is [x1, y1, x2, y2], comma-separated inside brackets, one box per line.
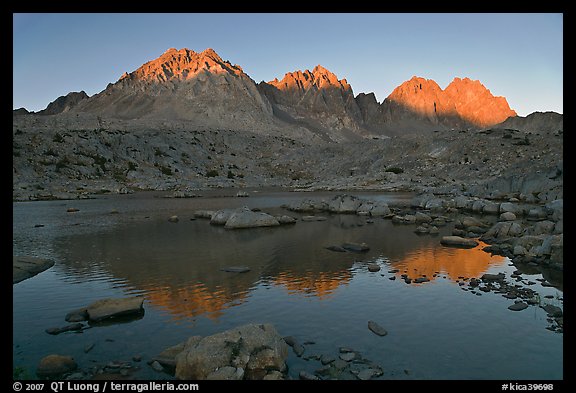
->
[50, 213, 511, 322]
[390, 240, 505, 281]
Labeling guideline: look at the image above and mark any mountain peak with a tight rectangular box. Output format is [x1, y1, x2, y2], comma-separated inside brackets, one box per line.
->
[384, 75, 516, 128]
[269, 64, 349, 93]
[117, 47, 244, 84]
[200, 47, 222, 61]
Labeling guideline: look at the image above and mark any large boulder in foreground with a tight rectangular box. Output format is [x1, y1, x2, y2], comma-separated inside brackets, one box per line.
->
[36, 354, 77, 378]
[174, 323, 288, 380]
[224, 209, 280, 229]
[86, 296, 144, 322]
[13, 256, 55, 284]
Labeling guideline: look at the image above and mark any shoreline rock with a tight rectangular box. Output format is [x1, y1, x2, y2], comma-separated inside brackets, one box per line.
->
[13, 256, 55, 284]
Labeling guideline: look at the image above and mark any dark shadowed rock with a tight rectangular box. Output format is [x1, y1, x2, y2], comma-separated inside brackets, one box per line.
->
[65, 308, 89, 322]
[299, 371, 320, 380]
[542, 304, 563, 317]
[341, 242, 370, 252]
[508, 302, 528, 311]
[13, 256, 55, 284]
[482, 273, 505, 281]
[45, 323, 84, 335]
[220, 266, 250, 273]
[325, 245, 347, 252]
[367, 264, 381, 272]
[368, 321, 388, 336]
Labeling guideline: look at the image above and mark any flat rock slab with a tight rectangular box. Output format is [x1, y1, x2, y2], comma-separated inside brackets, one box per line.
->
[13, 256, 55, 284]
[508, 302, 529, 311]
[440, 236, 479, 248]
[220, 266, 251, 273]
[368, 321, 388, 336]
[86, 296, 144, 322]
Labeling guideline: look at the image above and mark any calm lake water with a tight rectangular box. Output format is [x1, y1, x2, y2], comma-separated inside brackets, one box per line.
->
[13, 190, 563, 380]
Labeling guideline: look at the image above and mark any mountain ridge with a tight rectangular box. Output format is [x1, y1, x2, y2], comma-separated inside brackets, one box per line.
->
[17, 47, 527, 140]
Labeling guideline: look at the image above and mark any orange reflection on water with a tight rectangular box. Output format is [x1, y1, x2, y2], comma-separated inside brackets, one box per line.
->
[273, 269, 352, 299]
[142, 282, 249, 322]
[391, 240, 505, 282]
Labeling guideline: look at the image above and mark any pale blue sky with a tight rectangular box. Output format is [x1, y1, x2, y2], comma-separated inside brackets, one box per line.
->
[13, 13, 563, 116]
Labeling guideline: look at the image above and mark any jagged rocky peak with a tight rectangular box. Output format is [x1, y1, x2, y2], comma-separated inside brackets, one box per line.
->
[120, 47, 245, 84]
[382, 75, 516, 128]
[269, 64, 351, 93]
[444, 77, 517, 127]
[384, 76, 446, 122]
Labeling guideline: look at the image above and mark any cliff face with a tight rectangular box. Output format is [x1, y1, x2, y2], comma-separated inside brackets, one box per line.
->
[259, 65, 366, 140]
[376, 76, 516, 132]
[443, 77, 517, 128]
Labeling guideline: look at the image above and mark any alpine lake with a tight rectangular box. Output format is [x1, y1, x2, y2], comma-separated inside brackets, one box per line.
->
[13, 189, 563, 380]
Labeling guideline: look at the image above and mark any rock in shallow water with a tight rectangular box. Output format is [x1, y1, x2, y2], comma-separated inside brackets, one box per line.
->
[325, 245, 347, 252]
[174, 323, 288, 380]
[368, 321, 388, 336]
[45, 323, 84, 335]
[367, 264, 381, 272]
[341, 242, 370, 252]
[508, 302, 529, 311]
[339, 352, 356, 362]
[86, 296, 144, 322]
[220, 266, 251, 273]
[440, 236, 479, 248]
[224, 209, 280, 229]
[13, 256, 55, 284]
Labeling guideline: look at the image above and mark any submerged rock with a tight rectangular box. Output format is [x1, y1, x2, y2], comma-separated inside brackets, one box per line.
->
[45, 323, 84, 335]
[325, 245, 347, 252]
[220, 266, 251, 273]
[341, 242, 370, 252]
[301, 215, 328, 222]
[367, 321, 388, 336]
